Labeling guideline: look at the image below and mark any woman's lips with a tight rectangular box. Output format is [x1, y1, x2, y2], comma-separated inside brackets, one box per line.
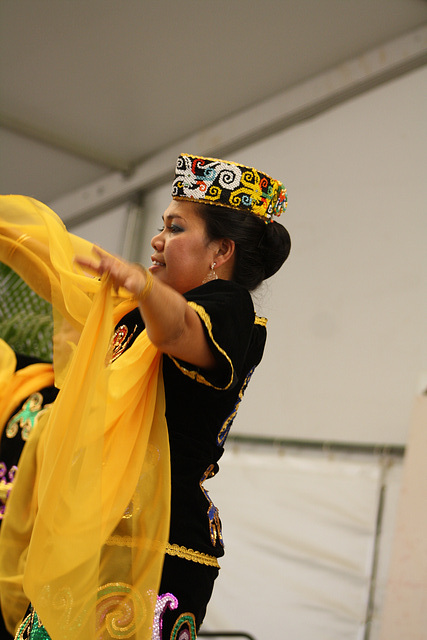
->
[149, 258, 165, 271]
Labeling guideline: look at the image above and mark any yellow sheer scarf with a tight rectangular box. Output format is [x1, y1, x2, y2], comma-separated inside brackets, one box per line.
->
[0, 195, 171, 639]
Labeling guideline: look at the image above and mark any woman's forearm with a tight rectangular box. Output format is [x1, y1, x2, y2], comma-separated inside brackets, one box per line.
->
[75, 250, 215, 369]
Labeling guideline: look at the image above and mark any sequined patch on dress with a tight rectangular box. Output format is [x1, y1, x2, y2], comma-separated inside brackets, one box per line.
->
[152, 593, 178, 640]
[96, 582, 145, 638]
[110, 324, 137, 362]
[0, 462, 17, 519]
[217, 366, 255, 447]
[170, 612, 197, 640]
[6, 392, 44, 440]
[199, 465, 223, 548]
[14, 608, 49, 640]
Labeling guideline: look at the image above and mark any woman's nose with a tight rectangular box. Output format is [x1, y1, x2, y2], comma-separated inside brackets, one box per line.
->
[151, 230, 164, 250]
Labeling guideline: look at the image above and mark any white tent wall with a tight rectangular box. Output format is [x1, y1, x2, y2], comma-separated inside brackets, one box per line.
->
[69, 203, 130, 256]
[64, 65, 426, 638]
[198, 445, 403, 640]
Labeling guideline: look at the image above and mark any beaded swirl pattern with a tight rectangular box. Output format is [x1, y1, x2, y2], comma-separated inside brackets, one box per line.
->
[172, 153, 287, 223]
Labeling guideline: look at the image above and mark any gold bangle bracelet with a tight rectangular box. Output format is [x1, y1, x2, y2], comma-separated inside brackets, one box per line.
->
[7, 233, 30, 260]
[136, 267, 154, 302]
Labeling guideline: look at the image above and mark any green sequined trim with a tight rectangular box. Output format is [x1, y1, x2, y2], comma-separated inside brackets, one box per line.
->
[170, 612, 197, 640]
[6, 392, 46, 441]
[14, 608, 50, 640]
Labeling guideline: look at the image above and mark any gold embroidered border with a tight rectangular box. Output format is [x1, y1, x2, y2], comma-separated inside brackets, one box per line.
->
[169, 306, 267, 389]
[255, 315, 267, 327]
[165, 543, 220, 568]
[104, 535, 220, 568]
[105, 534, 153, 549]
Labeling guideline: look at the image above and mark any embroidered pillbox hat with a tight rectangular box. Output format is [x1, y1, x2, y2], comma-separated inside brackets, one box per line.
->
[172, 153, 287, 223]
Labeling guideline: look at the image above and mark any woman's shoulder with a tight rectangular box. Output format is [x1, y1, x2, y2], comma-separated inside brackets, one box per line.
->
[184, 279, 253, 311]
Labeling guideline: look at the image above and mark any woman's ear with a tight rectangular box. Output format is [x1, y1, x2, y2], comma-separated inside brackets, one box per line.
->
[214, 238, 235, 268]
[213, 238, 236, 280]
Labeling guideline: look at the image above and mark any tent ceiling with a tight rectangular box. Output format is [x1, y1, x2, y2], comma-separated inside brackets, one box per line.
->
[1, 0, 427, 204]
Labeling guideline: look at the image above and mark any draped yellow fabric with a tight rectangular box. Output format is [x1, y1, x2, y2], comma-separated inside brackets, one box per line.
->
[0, 340, 17, 388]
[0, 196, 171, 639]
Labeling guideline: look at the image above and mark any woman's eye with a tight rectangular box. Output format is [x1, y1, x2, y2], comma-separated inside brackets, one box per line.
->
[157, 223, 183, 234]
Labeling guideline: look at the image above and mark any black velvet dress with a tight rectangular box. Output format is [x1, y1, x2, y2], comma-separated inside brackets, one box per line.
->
[109, 279, 267, 639]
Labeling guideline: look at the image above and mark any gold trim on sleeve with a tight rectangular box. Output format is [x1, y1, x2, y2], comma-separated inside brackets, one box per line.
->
[168, 301, 234, 391]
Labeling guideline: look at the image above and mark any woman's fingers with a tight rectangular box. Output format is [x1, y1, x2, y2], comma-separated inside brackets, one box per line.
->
[75, 249, 116, 277]
[75, 251, 145, 297]
[74, 254, 102, 276]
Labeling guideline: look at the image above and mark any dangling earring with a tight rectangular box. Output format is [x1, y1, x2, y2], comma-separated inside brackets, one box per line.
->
[202, 262, 218, 284]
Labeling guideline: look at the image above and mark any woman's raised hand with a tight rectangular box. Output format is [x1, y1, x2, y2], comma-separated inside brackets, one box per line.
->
[75, 246, 148, 299]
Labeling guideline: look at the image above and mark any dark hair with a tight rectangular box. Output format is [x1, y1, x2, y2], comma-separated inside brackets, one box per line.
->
[196, 203, 291, 291]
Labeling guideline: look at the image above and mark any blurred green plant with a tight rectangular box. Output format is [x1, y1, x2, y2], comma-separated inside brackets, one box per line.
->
[0, 263, 53, 361]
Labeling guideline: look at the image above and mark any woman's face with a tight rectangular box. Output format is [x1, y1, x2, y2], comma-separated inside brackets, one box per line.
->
[150, 199, 217, 294]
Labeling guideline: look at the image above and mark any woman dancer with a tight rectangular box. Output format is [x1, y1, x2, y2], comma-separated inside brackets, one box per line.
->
[0, 153, 291, 640]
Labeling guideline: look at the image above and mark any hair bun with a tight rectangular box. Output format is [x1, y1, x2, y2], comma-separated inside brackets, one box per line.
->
[261, 222, 291, 279]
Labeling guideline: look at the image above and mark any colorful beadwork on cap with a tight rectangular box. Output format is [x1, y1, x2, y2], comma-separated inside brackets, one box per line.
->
[172, 153, 287, 223]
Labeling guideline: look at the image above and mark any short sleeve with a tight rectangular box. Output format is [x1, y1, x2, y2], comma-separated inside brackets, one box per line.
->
[168, 280, 259, 390]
